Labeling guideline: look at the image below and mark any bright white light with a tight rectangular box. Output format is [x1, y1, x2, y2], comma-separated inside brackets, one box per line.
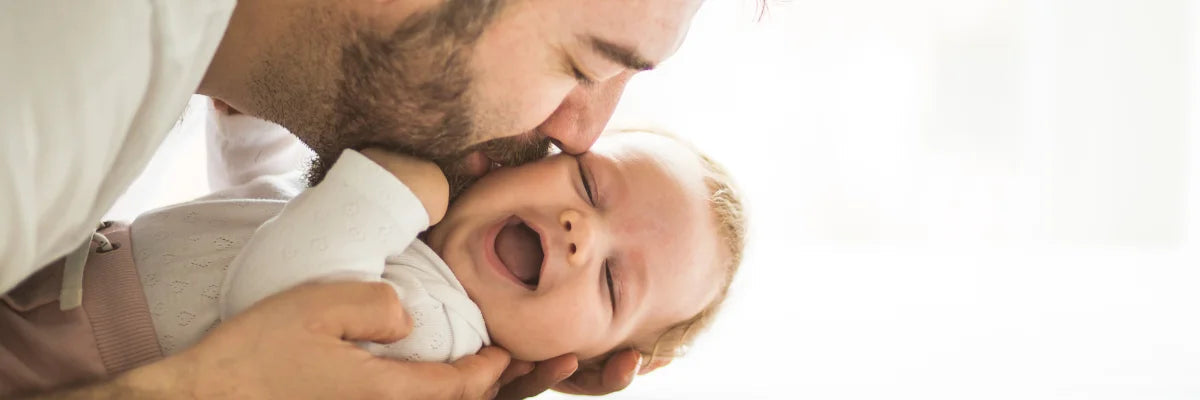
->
[108, 1, 1200, 398]
[552, 0, 1200, 399]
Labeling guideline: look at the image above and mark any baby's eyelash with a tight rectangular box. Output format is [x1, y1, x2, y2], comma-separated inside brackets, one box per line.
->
[578, 158, 595, 205]
[604, 260, 616, 313]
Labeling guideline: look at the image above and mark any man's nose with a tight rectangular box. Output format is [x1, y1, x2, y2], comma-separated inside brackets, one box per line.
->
[538, 71, 634, 155]
[558, 209, 597, 267]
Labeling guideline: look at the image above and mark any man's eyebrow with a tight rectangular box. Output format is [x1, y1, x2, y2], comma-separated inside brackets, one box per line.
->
[587, 35, 656, 71]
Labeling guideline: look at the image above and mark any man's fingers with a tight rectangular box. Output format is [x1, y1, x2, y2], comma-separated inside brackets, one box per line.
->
[495, 354, 577, 400]
[497, 360, 535, 388]
[452, 346, 512, 398]
[299, 281, 413, 344]
[639, 357, 671, 376]
[368, 347, 510, 400]
[601, 349, 641, 389]
[554, 349, 640, 395]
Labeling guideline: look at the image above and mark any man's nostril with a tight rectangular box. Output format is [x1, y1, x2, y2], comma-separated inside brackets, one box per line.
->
[569, 243, 577, 255]
[564, 221, 572, 231]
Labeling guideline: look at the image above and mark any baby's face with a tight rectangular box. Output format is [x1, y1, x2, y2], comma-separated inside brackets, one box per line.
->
[426, 132, 725, 361]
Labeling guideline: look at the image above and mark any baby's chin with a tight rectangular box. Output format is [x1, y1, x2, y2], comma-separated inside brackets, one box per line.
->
[481, 320, 574, 362]
[485, 325, 616, 363]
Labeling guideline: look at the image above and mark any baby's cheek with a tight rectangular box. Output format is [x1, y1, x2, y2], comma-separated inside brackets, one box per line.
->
[486, 296, 605, 361]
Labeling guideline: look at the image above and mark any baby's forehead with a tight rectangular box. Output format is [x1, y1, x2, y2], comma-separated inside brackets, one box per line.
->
[593, 130, 719, 251]
[591, 131, 710, 193]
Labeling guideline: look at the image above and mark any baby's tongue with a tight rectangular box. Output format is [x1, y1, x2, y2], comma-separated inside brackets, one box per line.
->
[495, 222, 542, 283]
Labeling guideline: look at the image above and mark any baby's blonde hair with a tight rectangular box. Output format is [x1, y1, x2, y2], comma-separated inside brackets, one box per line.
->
[582, 128, 746, 372]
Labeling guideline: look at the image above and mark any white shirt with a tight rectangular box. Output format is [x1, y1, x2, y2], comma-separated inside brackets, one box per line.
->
[0, 1, 236, 293]
[131, 150, 489, 361]
[204, 101, 315, 192]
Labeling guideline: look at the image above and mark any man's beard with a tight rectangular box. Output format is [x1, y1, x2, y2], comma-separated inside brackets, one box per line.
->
[440, 133, 552, 199]
[305, 131, 550, 199]
[250, 0, 548, 197]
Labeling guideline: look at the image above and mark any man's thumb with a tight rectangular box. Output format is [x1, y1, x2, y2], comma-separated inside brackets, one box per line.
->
[307, 281, 413, 344]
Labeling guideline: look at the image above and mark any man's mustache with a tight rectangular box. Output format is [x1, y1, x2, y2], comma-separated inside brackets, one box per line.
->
[442, 133, 552, 199]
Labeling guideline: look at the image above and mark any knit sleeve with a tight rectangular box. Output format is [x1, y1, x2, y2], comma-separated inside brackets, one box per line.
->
[218, 149, 429, 319]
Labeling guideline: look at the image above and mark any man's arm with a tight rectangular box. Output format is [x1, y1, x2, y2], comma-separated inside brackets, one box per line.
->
[18, 281, 510, 400]
[14, 361, 178, 400]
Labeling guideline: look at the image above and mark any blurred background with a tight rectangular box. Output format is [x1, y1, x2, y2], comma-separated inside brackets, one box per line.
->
[107, 0, 1200, 399]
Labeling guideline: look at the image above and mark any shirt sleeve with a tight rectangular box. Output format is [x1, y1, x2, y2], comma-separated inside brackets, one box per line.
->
[0, 1, 235, 294]
[219, 149, 429, 319]
[0, 2, 154, 294]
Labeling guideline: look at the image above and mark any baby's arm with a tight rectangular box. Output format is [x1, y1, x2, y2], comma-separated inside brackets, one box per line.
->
[219, 149, 448, 319]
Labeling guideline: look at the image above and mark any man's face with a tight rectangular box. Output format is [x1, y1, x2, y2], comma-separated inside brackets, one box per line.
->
[271, 0, 702, 186]
[462, 0, 703, 160]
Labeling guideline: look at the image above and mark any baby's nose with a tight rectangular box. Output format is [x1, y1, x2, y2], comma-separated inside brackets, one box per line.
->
[559, 209, 592, 267]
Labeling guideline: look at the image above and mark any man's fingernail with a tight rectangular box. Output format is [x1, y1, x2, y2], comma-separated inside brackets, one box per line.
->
[630, 354, 643, 379]
[557, 366, 577, 381]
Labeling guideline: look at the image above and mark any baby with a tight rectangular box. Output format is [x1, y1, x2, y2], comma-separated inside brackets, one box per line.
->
[0, 121, 744, 395]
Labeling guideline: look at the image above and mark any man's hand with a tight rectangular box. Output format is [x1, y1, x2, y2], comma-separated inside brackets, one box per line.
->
[116, 281, 510, 399]
[360, 148, 450, 226]
[493, 349, 648, 399]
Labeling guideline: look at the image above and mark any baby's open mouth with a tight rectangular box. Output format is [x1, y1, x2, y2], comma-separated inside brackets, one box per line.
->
[494, 217, 544, 289]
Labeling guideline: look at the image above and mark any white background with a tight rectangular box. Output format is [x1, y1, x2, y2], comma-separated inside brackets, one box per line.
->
[110, 1, 1200, 399]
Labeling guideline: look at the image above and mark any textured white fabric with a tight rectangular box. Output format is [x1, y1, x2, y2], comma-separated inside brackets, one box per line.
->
[205, 101, 314, 192]
[0, 0, 236, 294]
[218, 149, 430, 317]
[131, 151, 489, 361]
[368, 242, 490, 362]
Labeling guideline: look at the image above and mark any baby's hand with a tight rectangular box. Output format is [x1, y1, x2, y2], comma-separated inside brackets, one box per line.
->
[360, 148, 449, 226]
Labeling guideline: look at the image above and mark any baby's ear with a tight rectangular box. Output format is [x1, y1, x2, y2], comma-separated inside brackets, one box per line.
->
[638, 357, 672, 376]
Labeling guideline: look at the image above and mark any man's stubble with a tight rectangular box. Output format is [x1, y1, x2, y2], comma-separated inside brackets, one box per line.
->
[246, 0, 549, 197]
